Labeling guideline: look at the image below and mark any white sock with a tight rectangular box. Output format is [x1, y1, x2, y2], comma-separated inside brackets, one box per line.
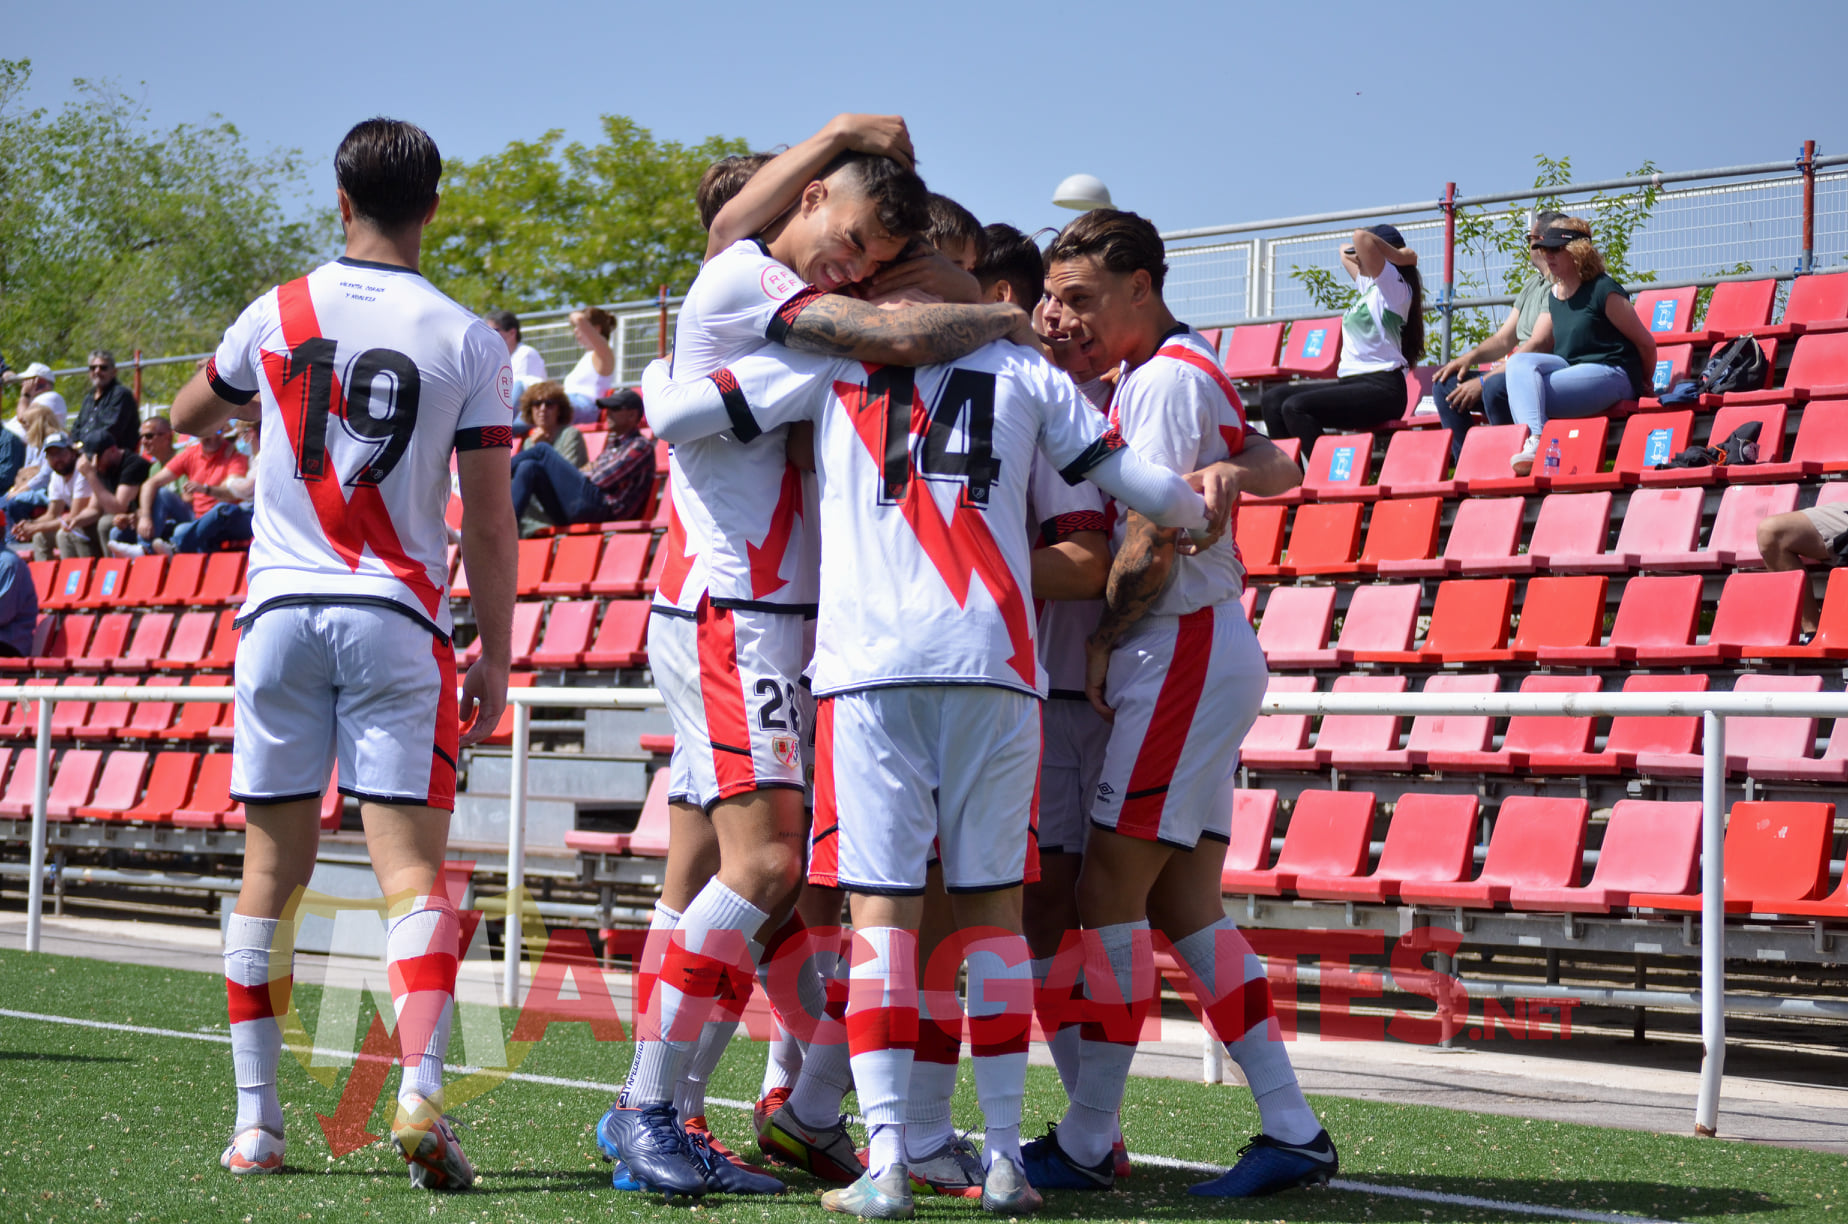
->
[1172, 919, 1320, 1145]
[1033, 956, 1083, 1097]
[620, 901, 679, 1108]
[761, 1018, 803, 1098]
[630, 881, 766, 1108]
[1062, 920, 1150, 1167]
[966, 934, 1030, 1167]
[904, 1060, 957, 1159]
[675, 1016, 741, 1121]
[224, 913, 286, 1133]
[846, 926, 916, 1177]
[786, 947, 853, 1126]
[386, 896, 459, 1109]
[867, 1122, 906, 1180]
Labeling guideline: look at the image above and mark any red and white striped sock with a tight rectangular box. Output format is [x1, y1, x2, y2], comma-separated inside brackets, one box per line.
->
[224, 912, 288, 1133]
[967, 933, 1032, 1169]
[846, 926, 917, 1177]
[632, 880, 765, 1108]
[386, 895, 460, 1108]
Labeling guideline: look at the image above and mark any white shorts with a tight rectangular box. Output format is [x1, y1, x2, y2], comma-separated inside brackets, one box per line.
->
[1090, 604, 1267, 849]
[650, 599, 811, 810]
[810, 686, 1041, 895]
[1039, 697, 1111, 855]
[232, 602, 458, 810]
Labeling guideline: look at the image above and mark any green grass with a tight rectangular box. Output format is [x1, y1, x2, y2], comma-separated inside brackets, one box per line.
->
[0, 951, 1843, 1224]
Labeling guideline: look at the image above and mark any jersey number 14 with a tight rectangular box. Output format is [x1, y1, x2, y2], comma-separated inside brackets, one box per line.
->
[873, 366, 1001, 507]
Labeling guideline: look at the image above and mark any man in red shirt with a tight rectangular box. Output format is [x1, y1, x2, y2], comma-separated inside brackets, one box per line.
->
[138, 424, 249, 537]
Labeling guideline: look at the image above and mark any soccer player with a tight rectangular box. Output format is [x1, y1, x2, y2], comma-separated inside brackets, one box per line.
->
[1023, 209, 1335, 1198]
[597, 137, 1037, 1200]
[173, 118, 517, 1191]
[640, 309, 1218, 1216]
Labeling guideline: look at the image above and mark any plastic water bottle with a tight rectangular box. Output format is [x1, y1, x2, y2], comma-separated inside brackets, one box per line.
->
[1543, 436, 1561, 476]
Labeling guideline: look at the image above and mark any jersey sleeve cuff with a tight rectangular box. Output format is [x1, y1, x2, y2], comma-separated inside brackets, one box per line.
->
[709, 368, 763, 443]
[764, 286, 826, 345]
[205, 357, 257, 406]
[1059, 427, 1127, 484]
[455, 424, 514, 451]
[1039, 511, 1109, 546]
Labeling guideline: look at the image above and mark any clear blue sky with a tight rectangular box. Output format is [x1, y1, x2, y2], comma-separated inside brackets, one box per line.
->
[13, 0, 1847, 240]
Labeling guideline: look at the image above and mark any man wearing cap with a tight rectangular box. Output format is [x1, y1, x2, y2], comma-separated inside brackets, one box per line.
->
[507, 387, 654, 529]
[9, 432, 95, 561]
[0, 362, 68, 491]
[68, 428, 153, 559]
[74, 351, 141, 455]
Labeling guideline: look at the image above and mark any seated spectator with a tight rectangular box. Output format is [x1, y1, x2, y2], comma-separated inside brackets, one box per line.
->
[509, 388, 653, 531]
[1505, 218, 1657, 474]
[1758, 502, 1848, 636]
[3, 403, 65, 532]
[128, 415, 194, 548]
[0, 545, 38, 659]
[1430, 210, 1566, 461]
[1261, 225, 1425, 443]
[165, 419, 258, 554]
[1, 362, 69, 488]
[562, 308, 617, 424]
[9, 433, 94, 561]
[64, 429, 151, 558]
[74, 350, 140, 455]
[486, 309, 548, 401]
[521, 381, 588, 466]
[136, 422, 248, 549]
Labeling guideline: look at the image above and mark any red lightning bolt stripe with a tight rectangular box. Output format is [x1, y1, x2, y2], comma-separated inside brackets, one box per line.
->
[745, 461, 803, 599]
[656, 480, 697, 606]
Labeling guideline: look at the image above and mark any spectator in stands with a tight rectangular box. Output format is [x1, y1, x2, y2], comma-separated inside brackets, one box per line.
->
[9, 433, 93, 561]
[130, 414, 194, 544]
[74, 350, 140, 455]
[1505, 218, 1657, 474]
[163, 418, 258, 553]
[136, 421, 248, 549]
[508, 387, 653, 530]
[486, 309, 547, 397]
[520, 381, 588, 467]
[1430, 209, 1567, 461]
[2, 403, 63, 532]
[1260, 224, 1425, 443]
[562, 307, 616, 423]
[0, 362, 68, 491]
[1757, 502, 1848, 636]
[63, 428, 150, 557]
[0, 545, 38, 659]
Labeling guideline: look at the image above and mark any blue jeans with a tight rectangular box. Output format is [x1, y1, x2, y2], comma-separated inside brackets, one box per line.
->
[510, 444, 609, 525]
[1433, 372, 1512, 461]
[1503, 354, 1633, 435]
[114, 488, 192, 545]
[171, 502, 252, 553]
[4, 490, 47, 533]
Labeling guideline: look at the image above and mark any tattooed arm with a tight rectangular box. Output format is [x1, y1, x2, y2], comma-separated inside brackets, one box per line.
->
[782, 293, 1031, 366]
[1084, 511, 1179, 720]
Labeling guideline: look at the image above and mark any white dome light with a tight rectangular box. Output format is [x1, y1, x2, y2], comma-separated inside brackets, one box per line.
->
[1052, 173, 1114, 211]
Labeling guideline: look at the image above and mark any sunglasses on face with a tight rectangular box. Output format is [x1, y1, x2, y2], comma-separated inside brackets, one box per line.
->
[89, 365, 113, 372]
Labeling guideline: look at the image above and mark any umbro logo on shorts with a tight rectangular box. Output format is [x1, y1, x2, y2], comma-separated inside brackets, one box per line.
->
[1096, 782, 1115, 797]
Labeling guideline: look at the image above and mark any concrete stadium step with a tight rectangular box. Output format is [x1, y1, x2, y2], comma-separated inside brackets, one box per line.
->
[583, 705, 674, 756]
[462, 752, 648, 803]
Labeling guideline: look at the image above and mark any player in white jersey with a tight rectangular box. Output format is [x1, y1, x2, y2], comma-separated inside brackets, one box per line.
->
[601, 135, 1038, 1200]
[170, 119, 517, 1193]
[1021, 209, 1337, 1199]
[641, 320, 1215, 1217]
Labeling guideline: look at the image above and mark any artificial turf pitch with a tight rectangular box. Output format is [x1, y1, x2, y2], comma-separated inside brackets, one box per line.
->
[0, 951, 1842, 1224]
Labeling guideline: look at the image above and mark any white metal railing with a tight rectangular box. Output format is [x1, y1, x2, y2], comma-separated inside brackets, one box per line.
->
[14, 682, 1848, 1139]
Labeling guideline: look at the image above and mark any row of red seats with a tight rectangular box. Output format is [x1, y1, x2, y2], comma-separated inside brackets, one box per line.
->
[29, 552, 247, 613]
[453, 534, 665, 602]
[0, 745, 340, 830]
[1222, 790, 1844, 917]
[1254, 569, 1813, 670]
[0, 674, 234, 740]
[463, 599, 650, 670]
[4, 611, 239, 674]
[1245, 670, 1843, 781]
[1241, 483, 1819, 581]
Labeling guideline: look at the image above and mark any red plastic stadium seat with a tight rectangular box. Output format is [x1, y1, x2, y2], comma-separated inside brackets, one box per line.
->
[1224, 789, 1279, 874]
[119, 675, 184, 739]
[1255, 586, 1338, 669]
[1746, 566, 1848, 661]
[0, 747, 40, 813]
[1295, 793, 1478, 903]
[1393, 424, 1526, 496]
[75, 558, 129, 609]
[1633, 286, 1697, 340]
[68, 612, 132, 673]
[1721, 674, 1837, 781]
[1641, 482, 1797, 571]
[1603, 488, 1705, 572]
[155, 553, 205, 605]
[172, 754, 240, 828]
[515, 538, 552, 597]
[1630, 570, 1803, 666]
[1377, 497, 1521, 578]
[1637, 405, 1787, 486]
[1220, 789, 1374, 895]
[1352, 497, 1441, 574]
[529, 600, 599, 668]
[1273, 675, 1407, 771]
[586, 533, 653, 597]
[582, 601, 651, 669]
[112, 556, 163, 608]
[39, 749, 104, 820]
[196, 553, 244, 605]
[1279, 317, 1342, 379]
[120, 612, 175, 670]
[1512, 492, 1612, 575]
[201, 610, 240, 671]
[1468, 417, 1610, 495]
[72, 675, 137, 742]
[467, 602, 542, 668]
[1632, 801, 1834, 914]
[1238, 676, 1318, 765]
[1330, 583, 1421, 662]
[110, 752, 200, 825]
[1504, 575, 1608, 659]
[637, 733, 675, 756]
[1275, 503, 1362, 577]
[1669, 277, 1776, 344]
[1353, 578, 1513, 665]
[581, 430, 610, 464]
[1510, 800, 1701, 912]
[1235, 505, 1288, 579]
[0, 621, 54, 673]
[157, 675, 230, 742]
[1713, 332, 1848, 406]
[1552, 410, 1693, 492]
[1636, 345, 1695, 407]
[26, 613, 93, 673]
[63, 749, 149, 822]
[1338, 673, 1499, 772]
[1536, 573, 1699, 665]
[537, 535, 602, 597]
[45, 559, 96, 612]
[1398, 796, 1588, 908]
[1740, 273, 1848, 341]
[1223, 323, 1287, 381]
[1590, 674, 1710, 776]
[1301, 433, 1377, 502]
[156, 610, 218, 670]
[26, 561, 55, 606]
[1743, 402, 1848, 479]
[1372, 428, 1450, 497]
[624, 768, 674, 856]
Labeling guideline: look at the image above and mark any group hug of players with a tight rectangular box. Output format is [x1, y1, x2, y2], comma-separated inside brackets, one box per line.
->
[589, 113, 1333, 1215]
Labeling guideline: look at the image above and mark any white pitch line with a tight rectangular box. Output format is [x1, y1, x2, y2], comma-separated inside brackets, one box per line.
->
[2, 1006, 1679, 1224]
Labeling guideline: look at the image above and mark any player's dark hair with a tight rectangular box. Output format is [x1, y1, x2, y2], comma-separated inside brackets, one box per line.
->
[1045, 208, 1167, 294]
[817, 150, 932, 240]
[974, 223, 1044, 310]
[485, 309, 520, 340]
[924, 194, 985, 262]
[335, 117, 442, 233]
[697, 152, 774, 230]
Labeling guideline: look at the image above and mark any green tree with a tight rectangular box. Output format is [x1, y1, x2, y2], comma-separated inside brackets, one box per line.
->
[422, 118, 746, 314]
[0, 58, 334, 404]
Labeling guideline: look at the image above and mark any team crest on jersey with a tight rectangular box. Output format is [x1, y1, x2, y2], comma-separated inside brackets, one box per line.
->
[498, 366, 515, 408]
[761, 265, 803, 301]
[771, 733, 800, 769]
